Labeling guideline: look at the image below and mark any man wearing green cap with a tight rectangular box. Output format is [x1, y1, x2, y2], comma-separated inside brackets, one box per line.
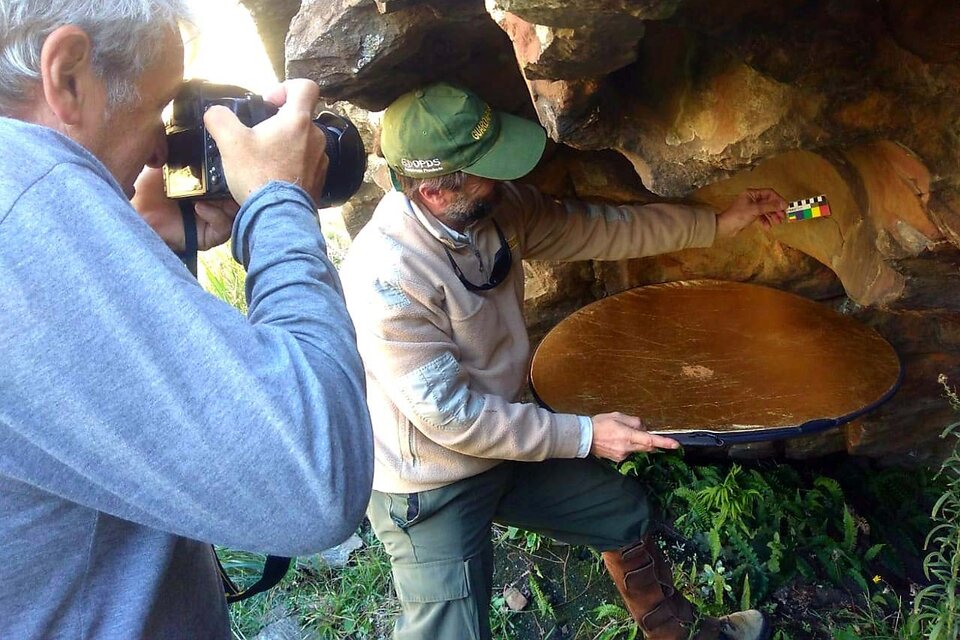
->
[340, 83, 786, 640]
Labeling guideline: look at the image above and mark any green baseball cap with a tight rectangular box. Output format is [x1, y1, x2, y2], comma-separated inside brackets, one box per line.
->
[381, 83, 546, 186]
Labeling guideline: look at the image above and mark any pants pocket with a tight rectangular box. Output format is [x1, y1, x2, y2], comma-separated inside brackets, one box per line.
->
[392, 558, 470, 603]
[391, 558, 485, 640]
[387, 492, 422, 529]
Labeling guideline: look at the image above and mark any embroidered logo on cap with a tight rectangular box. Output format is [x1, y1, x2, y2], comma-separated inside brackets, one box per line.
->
[400, 158, 444, 174]
[471, 106, 492, 141]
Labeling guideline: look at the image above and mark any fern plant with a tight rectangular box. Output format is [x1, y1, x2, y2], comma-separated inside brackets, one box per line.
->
[590, 603, 637, 640]
[528, 569, 556, 620]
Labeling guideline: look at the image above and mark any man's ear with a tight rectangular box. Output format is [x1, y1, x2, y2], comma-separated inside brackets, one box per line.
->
[417, 183, 450, 213]
[39, 25, 96, 126]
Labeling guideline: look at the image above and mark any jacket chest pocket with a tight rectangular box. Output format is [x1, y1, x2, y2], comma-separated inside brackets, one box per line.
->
[447, 294, 499, 357]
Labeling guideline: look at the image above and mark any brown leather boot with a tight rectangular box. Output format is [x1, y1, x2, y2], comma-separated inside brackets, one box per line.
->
[602, 536, 771, 640]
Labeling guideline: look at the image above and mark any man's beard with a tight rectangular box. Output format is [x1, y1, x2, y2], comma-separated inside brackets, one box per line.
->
[444, 185, 501, 228]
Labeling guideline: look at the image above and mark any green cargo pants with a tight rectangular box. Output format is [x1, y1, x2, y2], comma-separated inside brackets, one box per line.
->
[367, 458, 651, 640]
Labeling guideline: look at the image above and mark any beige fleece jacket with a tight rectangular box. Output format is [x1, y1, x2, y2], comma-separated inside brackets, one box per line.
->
[340, 182, 716, 493]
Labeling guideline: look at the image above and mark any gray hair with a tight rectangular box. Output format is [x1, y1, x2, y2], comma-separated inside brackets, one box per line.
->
[0, 0, 191, 113]
[395, 171, 467, 201]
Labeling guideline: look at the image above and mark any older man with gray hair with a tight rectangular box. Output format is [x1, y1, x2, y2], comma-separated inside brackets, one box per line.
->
[0, 2, 373, 638]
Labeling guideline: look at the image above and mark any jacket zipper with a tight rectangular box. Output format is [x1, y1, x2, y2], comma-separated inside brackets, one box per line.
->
[467, 230, 486, 275]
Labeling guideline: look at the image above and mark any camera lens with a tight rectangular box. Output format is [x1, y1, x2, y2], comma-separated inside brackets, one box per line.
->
[314, 112, 367, 209]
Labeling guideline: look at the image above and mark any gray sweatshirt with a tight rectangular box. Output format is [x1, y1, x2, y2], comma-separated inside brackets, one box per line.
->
[0, 117, 373, 639]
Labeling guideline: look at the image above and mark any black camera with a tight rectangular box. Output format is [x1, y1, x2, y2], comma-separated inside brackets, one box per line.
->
[163, 80, 366, 208]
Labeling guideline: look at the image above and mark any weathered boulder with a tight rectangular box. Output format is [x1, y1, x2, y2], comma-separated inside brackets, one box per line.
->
[284, 0, 531, 115]
[242, 0, 960, 463]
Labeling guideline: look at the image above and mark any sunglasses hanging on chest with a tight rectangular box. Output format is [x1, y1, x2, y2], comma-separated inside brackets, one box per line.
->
[443, 220, 513, 292]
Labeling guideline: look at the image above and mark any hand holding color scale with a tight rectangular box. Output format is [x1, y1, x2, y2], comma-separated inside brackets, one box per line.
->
[786, 195, 831, 221]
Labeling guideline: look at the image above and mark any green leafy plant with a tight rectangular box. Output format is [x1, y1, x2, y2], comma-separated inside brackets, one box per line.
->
[215, 548, 281, 639]
[200, 246, 247, 313]
[676, 465, 763, 532]
[489, 593, 518, 639]
[589, 603, 637, 640]
[498, 524, 546, 553]
[618, 449, 934, 625]
[902, 375, 960, 639]
[528, 567, 557, 619]
[220, 528, 398, 640]
[296, 536, 396, 639]
[826, 574, 926, 639]
[197, 208, 351, 314]
[695, 562, 733, 606]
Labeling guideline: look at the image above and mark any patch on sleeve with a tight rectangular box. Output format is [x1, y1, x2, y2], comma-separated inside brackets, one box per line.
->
[368, 238, 410, 311]
[584, 202, 629, 222]
[401, 351, 483, 430]
[373, 269, 410, 310]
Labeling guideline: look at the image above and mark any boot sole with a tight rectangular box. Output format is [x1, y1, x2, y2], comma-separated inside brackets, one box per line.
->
[756, 613, 772, 640]
[720, 612, 773, 640]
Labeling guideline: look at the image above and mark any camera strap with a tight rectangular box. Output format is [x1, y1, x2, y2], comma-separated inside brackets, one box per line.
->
[216, 552, 293, 604]
[175, 200, 199, 277]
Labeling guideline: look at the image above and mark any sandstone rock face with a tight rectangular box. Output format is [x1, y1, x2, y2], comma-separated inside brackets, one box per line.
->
[246, 0, 960, 463]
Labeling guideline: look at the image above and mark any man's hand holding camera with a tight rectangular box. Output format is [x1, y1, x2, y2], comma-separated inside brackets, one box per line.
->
[204, 79, 330, 206]
[132, 167, 238, 252]
[133, 79, 332, 250]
